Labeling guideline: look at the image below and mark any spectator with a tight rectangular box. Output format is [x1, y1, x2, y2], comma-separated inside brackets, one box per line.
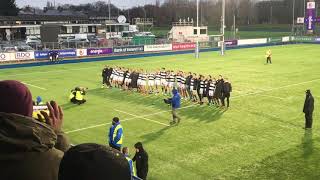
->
[0, 80, 69, 180]
[59, 143, 131, 180]
[303, 89, 314, 129]
[36, 96, 44, 105]
[171, 88, 181, 125]
[222, 78, 232, 108]
[108, 117, 124, 151]
[133, 142, 149, 180]
[74, 87, 86, 105]
[122, 147, 137, 177]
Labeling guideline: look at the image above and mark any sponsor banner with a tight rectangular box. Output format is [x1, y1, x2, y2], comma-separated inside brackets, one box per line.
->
[218, 40, 238, 47]
[294, 36, 314, 42]
[306, 9, 316, 30]
[144, 44, 172, 52]
[87, 48, 112, 56]
[113, 46, 144, 54]
[0, 53, 12, 61]
[314, 37, 320, 42]
[172, 43, 196, 51]
[58, 49, 77, 58]
[238, 38, 268, 46]
[282, 36, 290, 42]
[268, 37, 282, 43]
[297, 17, 305, 24]
[35, 50, 49, 59]
[307, 2, 315, 9]
[15, 51, 35, 61]
[77, 49, 88, 57]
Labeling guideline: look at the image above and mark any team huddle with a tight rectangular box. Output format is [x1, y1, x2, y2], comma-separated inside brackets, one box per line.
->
[102, 66, 232, 107]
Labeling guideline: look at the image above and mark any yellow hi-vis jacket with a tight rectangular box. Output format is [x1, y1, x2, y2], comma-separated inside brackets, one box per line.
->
[75, 91, 84, 101]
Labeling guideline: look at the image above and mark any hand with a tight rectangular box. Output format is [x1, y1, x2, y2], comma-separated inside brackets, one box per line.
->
[40, 101, 64, 132]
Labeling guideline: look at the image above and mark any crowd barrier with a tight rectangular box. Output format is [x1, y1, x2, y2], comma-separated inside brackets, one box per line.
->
[1, 36, 319, 63]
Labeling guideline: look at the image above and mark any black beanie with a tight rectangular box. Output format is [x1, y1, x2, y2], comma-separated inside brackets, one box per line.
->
[59, 143, 131, 180]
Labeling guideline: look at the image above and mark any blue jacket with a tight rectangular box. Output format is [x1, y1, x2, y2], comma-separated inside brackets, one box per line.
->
[171, 89, 181, 109]
[108, 122, 123, 148]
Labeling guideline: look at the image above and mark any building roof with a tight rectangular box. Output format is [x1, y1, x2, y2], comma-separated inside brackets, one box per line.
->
[0, 15, 89, 21]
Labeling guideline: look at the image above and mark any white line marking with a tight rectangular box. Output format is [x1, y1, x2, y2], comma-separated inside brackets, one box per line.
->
[259, 94, 286, 100]
[65, 104, 195, 133]
[66, 123, 110, 134]
[3, 67, 99, 78]
[115, 109, 170, 127]
[65, 115, 144, 134]
[233, 78, 320, 99]
[22, 82, 47, 90]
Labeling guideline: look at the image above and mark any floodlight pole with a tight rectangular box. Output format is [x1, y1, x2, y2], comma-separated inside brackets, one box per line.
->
[221, 0, 225, 56]
[195, 0, 200, 59]
[292, 0, 295, 34]
[108, 0, 111, 20]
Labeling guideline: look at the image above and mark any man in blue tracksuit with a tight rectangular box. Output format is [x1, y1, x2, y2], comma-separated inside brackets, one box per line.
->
[171, 89, 181, 125]
[108, 117, 123, 151]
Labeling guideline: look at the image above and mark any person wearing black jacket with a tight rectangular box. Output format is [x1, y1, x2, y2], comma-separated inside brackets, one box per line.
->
[185, 72, 192, 100]
[303, 90, 314, 129]
[133, 142, 148, 180]
[222, 78, 232, 107]
[101, 66, 108, 88]
[105, 66, 113, 88]
[214, 75, 224, 106]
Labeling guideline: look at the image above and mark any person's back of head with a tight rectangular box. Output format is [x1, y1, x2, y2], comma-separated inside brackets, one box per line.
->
[0, 80, 33, 117]
[134, 142, 144, 153]
[59, 143, 131, 180]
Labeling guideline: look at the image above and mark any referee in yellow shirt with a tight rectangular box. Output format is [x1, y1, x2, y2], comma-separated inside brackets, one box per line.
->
[266, 49, 272, 64]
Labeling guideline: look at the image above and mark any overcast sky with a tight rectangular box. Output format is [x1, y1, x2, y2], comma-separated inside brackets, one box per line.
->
[16, 0, 163, 8]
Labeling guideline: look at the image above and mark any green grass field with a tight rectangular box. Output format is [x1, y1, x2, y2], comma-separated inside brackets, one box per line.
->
[1, 44, 320, 179]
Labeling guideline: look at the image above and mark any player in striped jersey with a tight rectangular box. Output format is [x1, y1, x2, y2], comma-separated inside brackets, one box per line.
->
[154, 71, 161, 94]
[198, 75, 206, 105]
[191, 74, 198, 102]
[176, 72, 182, 94]
[168, 71, 176, 95]
[123, 69, 131, 90]
[111, 67, 118, 87]
[160, 68, 167, 94]
[140, 71, 147, 94]
[137, 70, 142, 93]
[180, 72, 187, 99]
[147, 72, 155, 94]
[117, 68, 124, 88]
[207, 76, 216, 106]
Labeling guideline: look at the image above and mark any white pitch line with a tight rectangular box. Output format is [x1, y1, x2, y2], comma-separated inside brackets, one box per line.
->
[115, 109, 170, 127]
[22, 82, 47, 90]
[259, 94, 286, 100]
[3, 66, 99, 78]
[233, 78, 320, 99]
[65, 107, 179, 134]
[65, 117, 138, 134]
[66, 123, 110, 134]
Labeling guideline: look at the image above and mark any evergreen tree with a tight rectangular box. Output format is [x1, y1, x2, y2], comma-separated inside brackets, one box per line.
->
[0, 0, 19, 16]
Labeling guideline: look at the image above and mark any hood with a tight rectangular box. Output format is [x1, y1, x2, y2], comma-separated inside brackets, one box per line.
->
[0, 112, 57, 154]
[36, 96, 42, 104]
[172, 89, 178, 95]
[0, 80, 33, 117]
